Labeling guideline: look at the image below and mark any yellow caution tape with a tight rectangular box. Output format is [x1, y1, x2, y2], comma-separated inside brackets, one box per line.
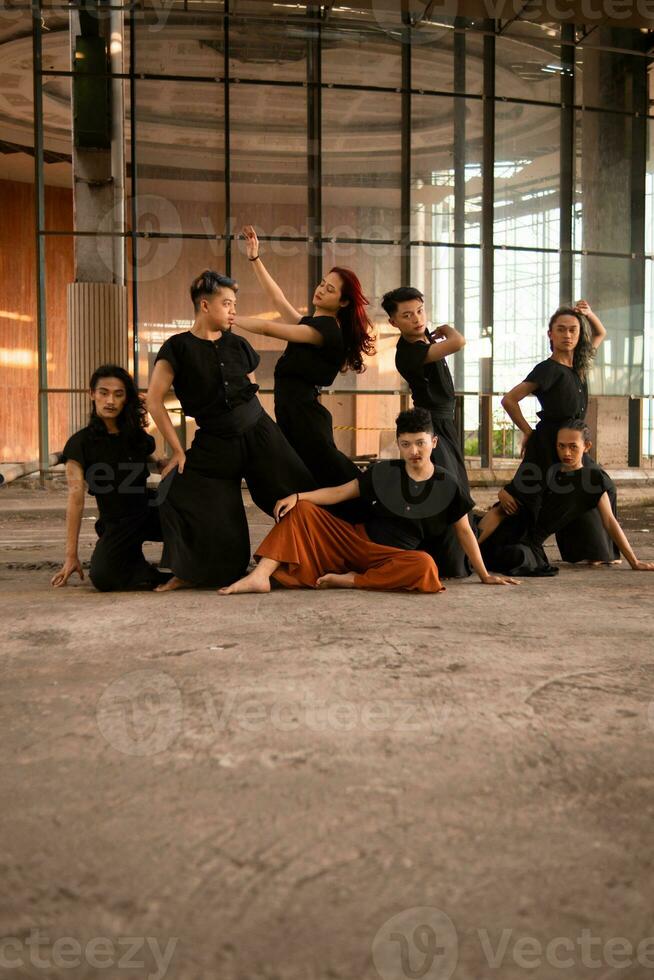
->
[333, 425, 395, 431]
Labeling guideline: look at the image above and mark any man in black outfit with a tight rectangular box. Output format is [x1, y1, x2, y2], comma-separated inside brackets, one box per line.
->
[146, 270, 315, 590]
[382, 285, 471, 577]
[52, 365, 169, 592]
[477, 420, 654, 575]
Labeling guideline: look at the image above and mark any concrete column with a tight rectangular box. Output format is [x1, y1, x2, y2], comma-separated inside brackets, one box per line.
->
[67, 282, 128, 431]
[67, 2, 128, 435]
[586, 395, 630, 468]
[580, 29, 646, 400]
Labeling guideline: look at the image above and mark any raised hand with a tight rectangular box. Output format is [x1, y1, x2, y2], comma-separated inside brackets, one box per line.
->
[574, 299, 592, 318]
[242, 225, 260, 260]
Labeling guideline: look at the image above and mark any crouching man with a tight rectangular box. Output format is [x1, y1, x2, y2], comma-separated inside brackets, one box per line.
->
[51, 365, 170, 591]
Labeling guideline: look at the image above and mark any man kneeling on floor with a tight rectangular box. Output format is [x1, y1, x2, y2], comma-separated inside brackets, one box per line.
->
[51, 365, 170, 591]
[219, 407, 519, 595]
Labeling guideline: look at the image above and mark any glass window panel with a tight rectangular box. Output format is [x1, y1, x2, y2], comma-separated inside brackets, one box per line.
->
[135, 11, 224, 77]
[134, 79, 225, 235]
[493, 247, 560, 398]
[323, 89, 401, 242]
[411, 95, 483, 245]
[494, 103, 560, 249]
[495, 21, 563, 104]
[136, 236, 227, 384]
[411, 244, 482, 395]
[229, 82, 307, 234]
[574, 252, 643, 396]
[576, 32, 646, 112]
[410, 22, 484, 97]
[574, 109, 633, 254]
[228, 11, 308, 83]
[322, 17, 402, 89]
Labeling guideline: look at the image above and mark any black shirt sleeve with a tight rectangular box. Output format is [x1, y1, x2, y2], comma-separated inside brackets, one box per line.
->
[445, 483, 475, 525]
[304, 315, 342, 352]
[396, 338, 429, 376]
[155, 336, 180, 375]
[61, 429, 87, 469]
[524, 360, 557, 393]
[238, 335, 261, 373]
[357, 466, 375, 502]
[143, 432, 156, 456]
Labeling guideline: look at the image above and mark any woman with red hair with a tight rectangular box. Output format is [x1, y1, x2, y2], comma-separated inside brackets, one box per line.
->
[234, 225, 375, 488]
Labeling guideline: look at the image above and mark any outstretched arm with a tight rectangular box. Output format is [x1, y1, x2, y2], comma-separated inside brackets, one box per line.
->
[597, 494, 654, 570]
[274, 480, 360, 521]
[453, 516, 520, 585]
[242, 225, 302, 323]
[576, 300, 606, 351]
[51, 460, 86, 587]
[234, 314, 324, 347]
[424, 324, 466, 363]
[146, 360, 186, 478]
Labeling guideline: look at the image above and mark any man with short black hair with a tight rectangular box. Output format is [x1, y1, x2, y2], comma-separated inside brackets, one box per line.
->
[382, 286, 472, 577]
[219, 407, 519, 595]
[146, 269, 315, 589]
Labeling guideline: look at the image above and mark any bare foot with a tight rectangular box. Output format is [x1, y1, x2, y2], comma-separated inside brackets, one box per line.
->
[316, 572, 356, 589]
[218, 569, 272, 595]
[154, 575, 192, 592]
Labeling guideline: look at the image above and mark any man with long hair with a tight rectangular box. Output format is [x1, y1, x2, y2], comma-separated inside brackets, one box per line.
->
[146, 270, 315, 590]
[52, 365, 170, 591]
[477, 419, 654, 576]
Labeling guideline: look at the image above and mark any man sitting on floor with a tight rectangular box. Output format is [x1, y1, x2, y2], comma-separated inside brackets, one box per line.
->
[219, 407, 519, 595]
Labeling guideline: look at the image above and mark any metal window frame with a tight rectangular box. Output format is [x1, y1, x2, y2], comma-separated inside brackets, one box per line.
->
[31, 8, 653, 476]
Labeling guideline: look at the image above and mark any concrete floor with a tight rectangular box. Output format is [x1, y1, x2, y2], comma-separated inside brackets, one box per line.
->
[2, 483, 654, 980]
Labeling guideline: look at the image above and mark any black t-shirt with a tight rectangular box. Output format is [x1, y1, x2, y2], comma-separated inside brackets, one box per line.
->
[274, 315, 345, 388]
[395, 331, 456, 419]
[532, 462, 614, 544]
[357, 459, 474, 550]
[62, 423, 155, 523]
[155, 330, 260, 427]
[524, 358, 588, 422]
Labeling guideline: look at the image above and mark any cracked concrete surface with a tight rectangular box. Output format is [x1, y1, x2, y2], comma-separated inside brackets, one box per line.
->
[1, 484, 654, 980]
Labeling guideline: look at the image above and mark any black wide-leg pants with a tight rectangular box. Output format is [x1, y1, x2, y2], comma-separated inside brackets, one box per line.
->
[158, 410, 316, 587]
[90, 505, 165, 592]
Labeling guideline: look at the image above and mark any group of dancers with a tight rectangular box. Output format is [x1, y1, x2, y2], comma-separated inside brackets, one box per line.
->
[51, 225, 654, 594]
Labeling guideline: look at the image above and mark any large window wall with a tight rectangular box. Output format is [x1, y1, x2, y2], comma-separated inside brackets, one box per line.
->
[2, 1, 653, 462]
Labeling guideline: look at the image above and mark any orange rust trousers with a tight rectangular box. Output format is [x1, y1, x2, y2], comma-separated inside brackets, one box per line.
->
[255, 500, 443, 593]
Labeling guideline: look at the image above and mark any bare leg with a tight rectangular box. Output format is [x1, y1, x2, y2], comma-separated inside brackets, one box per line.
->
[477, 505, 506, 545]
[316, 571, 356, 590]
[218, 557, 280, 595]
[154, 575, 193, 593]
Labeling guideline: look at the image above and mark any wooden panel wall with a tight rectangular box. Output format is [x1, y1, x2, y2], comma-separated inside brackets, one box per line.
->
[0, 183, 401, 462]
[0, 179, 73, 462]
